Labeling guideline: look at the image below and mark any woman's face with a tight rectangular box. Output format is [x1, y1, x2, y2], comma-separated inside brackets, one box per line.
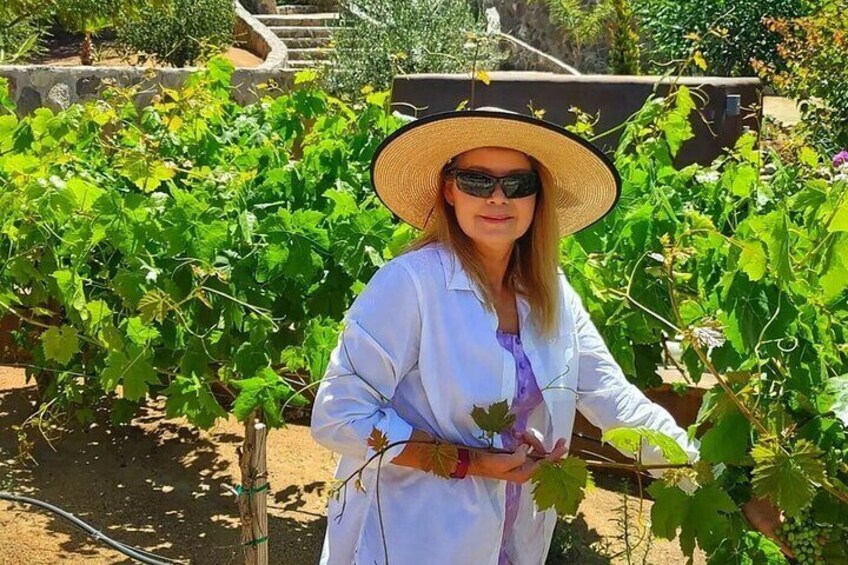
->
[443, 147, 537, 252]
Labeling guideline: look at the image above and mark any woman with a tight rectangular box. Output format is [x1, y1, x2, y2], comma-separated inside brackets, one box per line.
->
[310, 107, 699, 564]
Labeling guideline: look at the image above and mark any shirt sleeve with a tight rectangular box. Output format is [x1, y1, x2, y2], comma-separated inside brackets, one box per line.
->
[562, 273, 700, 472]
[310, 259, 420, 464]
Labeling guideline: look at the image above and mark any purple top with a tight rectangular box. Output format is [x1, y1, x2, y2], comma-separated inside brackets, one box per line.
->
[495, 329, 544, 565]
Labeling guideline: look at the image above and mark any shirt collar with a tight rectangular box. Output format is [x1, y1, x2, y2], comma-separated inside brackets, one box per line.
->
[434, 243, 533, 330]
[435, 243, 474, 293]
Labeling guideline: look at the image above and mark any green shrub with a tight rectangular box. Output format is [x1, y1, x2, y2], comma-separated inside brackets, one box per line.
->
[324, 0, 503, 98]
[52, 0, 154, 65]
[531, 0, 641, 74]
[0, 59, 407, 428]
[114, 0, 235, 67]
[633, 0, 811, 76]
[0, 0, 52, 63]
[753, 0, 848, 152]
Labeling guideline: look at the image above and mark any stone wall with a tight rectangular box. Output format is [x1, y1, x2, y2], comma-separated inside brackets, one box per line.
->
[233, 0, 288, 67]
[478, 0, 608, 73]
[0, 1, 290, 116]
[0, 66, 296, 116]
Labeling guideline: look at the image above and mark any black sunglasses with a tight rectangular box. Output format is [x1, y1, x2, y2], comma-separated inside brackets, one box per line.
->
[445, 168, 541, 199]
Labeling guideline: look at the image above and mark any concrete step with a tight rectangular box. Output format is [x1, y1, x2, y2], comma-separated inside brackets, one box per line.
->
[281, 36, 332, 49]
[286, 47, 332, 61]
[286, 59, 326, 69]
[276, 4, 322, 15]
[257, 13, 339, 26]
[268, 25, 334, 39]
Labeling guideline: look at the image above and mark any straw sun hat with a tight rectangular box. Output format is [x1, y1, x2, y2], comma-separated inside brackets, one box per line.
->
[370, 106, 622, 238]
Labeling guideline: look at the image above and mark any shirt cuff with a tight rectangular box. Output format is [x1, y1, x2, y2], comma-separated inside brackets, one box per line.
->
[365, 408, 415, 464]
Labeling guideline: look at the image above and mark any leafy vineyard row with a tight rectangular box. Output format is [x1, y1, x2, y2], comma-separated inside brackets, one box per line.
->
[0, 59, 845, 562]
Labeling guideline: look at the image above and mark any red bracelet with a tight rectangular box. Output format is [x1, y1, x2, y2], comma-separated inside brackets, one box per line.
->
[450, 447, 470, 479]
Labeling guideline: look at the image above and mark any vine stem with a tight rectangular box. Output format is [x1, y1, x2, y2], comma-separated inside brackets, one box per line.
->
[333, 438, 693, 497]
[661, 337, 692, 384]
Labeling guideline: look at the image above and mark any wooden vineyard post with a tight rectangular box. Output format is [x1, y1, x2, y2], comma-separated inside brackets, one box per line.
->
[237, 413, 269, 565]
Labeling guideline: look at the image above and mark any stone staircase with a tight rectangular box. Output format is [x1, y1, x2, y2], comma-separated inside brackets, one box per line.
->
[255, 4, 340, 69]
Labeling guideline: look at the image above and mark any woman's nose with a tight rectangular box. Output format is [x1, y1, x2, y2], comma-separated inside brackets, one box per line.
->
[486, 182, 509, 203]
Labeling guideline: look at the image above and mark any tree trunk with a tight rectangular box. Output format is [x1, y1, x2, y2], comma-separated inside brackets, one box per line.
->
[237, 413, 269, 565]
[81, 33, 93, 66]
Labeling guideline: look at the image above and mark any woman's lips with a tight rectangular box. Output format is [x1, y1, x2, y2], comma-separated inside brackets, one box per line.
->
[480, 215, 513, 223]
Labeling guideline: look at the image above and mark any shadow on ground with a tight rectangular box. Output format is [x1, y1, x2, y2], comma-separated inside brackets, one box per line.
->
[0, 381, 326, 564]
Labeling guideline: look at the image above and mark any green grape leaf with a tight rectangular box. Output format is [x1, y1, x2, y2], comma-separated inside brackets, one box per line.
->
[602, 427, 688, 464]
[531, 457, 593, 516]
[699, 409, 751, 465]
[194, 219, 229, 262]
[120, 157, 176, 192]
[231, 367, 304, 428]
[726, 163, 759, 198]
[138, 289, 171, 323]
[817, 375, 848, 427]
[829, 200, 848, 233]
[234, 341, 271, 379]
[821, 234, 848, 302]
[52, 269, 86, 312]
[648, 480, 688, 539]
[735, 132, 760, 163]
[751, 440, 825, 517]
[324, 188, 359, 220]
[180, 337, 215, 377]
[126, 316, 160, 345]
[41, 325, 80, 366]
[85, 299, 112, 330]
[798, 146, 819, 168]
[707, 531, 787, 565]
[100, 346, 159, 402]
[111, 269, 147, 308]
[67, 177, 105, 212]
[748, 210, 794, 284]
[648, 482, 737, 557]
[739, 241, 767, 282]
[161, 375, 227, 429]
[658, 85, 695, 156]
[471, 400, 516, 436]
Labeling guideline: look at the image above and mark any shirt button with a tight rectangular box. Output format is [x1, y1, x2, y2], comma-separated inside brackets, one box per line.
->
[520, 386, 526, 394]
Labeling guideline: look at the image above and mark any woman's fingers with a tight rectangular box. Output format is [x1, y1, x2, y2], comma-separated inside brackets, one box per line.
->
[519, 430, 547, 455]
[497, 444, 529, 471]
[504, 458, 540, 483]
[546, 438, 568, 461]
[517, 432, 568, 461]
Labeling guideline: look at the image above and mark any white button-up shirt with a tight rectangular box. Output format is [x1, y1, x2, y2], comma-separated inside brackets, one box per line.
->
[311, 242, 697, 565]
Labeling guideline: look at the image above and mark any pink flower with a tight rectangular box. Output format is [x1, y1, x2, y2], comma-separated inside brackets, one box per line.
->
[833, 150, 848, 168]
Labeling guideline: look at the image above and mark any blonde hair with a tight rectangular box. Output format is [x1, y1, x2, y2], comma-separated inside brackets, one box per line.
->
[402, 152, 561, 338]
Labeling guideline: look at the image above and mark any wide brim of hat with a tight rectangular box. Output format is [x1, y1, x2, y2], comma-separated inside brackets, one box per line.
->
[370, 109, 622, 238]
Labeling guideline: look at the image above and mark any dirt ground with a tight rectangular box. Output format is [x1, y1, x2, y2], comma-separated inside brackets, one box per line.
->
[0, 367, 703, 564]
[27, 37, 263, 68]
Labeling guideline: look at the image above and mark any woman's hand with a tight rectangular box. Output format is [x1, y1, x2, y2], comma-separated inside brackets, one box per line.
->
[468, 432, 569, 483]
[517, 430, 568, 462]
[469, 444, 539, 483]
[741, 496, 795, 559]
